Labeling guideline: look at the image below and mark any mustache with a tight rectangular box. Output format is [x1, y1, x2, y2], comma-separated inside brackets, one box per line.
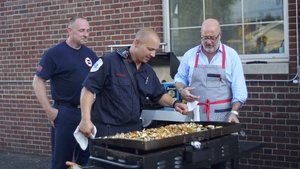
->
[203, 40, 220, 48]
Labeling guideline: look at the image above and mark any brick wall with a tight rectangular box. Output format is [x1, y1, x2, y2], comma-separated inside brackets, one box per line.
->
[0, 0, 299, 169]
[239, 1, 300, 168]
[0, 0, 163, 155]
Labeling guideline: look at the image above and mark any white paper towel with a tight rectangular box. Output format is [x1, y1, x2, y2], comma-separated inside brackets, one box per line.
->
[73, 125, 97, 150]
[187, 101, 200, 121]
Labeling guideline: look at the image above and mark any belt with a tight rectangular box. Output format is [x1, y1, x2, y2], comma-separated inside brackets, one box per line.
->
[54, 101, 80, 108]
[198, 98, 231, 121]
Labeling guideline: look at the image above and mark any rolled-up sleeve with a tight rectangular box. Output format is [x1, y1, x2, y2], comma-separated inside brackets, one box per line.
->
[226, 48, 248, 104]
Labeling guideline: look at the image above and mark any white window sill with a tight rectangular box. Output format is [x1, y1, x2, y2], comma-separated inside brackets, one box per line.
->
[243, 62, 289, 74]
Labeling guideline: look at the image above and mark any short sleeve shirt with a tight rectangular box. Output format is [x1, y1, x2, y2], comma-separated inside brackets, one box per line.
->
[36, 41, 98, 105]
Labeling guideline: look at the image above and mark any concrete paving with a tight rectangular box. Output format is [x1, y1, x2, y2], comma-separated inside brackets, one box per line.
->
[0, 151, 51, 169]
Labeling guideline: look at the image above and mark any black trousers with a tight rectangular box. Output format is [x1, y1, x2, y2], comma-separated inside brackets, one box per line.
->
[211, 161, 226, 169]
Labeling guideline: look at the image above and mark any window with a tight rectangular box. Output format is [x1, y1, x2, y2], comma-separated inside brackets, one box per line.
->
[163, 0, 288, 74]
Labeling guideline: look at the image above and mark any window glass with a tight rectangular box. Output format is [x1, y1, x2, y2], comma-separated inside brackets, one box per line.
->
[243, 0, 283, 23]
[205, 0, 242, 24]
[169, 0, 203, 56]
[243, 0, 284, 54]
[244, 23, 284, 54]
[220, 25, 243, 54]
[170, 28, 201, 56]
[168, 0, 285, 58]
[170, 0, 203, 28]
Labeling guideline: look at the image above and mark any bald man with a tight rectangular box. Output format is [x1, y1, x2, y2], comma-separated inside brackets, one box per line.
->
[79, 28, 188, 138]
[174, 18, 247, 169]
[32, 16, 98, 169]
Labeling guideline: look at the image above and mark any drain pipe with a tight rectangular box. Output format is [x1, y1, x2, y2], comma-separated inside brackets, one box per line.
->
[290, 0, 299, 84]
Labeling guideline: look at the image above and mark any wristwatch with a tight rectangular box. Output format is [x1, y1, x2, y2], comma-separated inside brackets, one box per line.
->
[230, 110, 239, 116]
[172, 100, 181, 108]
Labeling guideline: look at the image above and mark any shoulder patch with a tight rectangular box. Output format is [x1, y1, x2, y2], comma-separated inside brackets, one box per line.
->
[90, 59, 103, 72]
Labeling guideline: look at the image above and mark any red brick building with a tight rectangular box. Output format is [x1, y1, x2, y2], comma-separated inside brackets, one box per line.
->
[0, 0, 299, 169]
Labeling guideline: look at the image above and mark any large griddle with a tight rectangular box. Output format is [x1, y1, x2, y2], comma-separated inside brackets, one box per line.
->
[91, 121, 241, 151]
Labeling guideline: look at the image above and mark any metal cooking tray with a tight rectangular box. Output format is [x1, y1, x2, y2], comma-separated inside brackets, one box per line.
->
[91, 121, 241, 151]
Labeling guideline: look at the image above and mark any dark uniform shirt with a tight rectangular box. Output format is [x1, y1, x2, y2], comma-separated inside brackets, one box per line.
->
[83, 47, 166, 126]
[36, 41, 99, 105]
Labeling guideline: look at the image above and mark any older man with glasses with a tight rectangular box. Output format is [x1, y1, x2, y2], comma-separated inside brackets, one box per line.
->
[174, 18, 247, 169]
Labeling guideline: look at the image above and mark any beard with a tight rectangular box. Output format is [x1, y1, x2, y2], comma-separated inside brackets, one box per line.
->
[202, 40, 220, 53]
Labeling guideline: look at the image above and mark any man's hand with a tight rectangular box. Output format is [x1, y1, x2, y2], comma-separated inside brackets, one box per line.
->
[174, 102, 188, 115]
[45, 107, 58, 127]
[179, 87, 200, 102]
[227, 113, 239, 123]
[65, 161, 81, 169]
[79, 119, 95, 138]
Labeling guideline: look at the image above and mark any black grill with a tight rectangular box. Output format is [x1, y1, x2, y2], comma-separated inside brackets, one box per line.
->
[90, 135, 238, 169]
[88, 121, 262, 169]
[90, 122, 262, 169]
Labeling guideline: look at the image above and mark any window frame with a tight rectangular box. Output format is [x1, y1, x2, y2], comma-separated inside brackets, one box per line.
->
[162, 0, 289, 74]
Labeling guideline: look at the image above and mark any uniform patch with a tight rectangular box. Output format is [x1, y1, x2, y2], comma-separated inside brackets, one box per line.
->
[85, 57, 93, 67]
[116, 72, 125, 77]
[90, 59, 103, 72]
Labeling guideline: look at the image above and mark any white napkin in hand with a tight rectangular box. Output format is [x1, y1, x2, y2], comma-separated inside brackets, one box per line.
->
[187, 101, 200, 121]
[73, 125, 97, 150]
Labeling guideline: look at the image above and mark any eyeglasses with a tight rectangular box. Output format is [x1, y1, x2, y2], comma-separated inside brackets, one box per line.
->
[201, 33, 220, 41]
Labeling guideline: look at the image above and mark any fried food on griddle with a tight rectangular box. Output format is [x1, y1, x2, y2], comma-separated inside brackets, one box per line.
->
[104, 123, 222, 141]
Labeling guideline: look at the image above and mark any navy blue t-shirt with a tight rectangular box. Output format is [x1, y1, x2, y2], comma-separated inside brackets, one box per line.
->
[83, 48, 166, 126]
[36, 41, 98, 105]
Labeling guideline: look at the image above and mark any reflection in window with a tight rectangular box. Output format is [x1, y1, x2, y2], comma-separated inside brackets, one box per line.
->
[244, 23, 284, 54]
[221, 25, 243, 54]
[170, 0, 203, 28]
[170, 28, 201, 57]
[205, 0, 242, 24]
[169, 0, 285, 57]
[243, 0, 283, 23]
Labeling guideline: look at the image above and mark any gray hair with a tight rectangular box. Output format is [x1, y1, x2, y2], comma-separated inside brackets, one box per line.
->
[68, 16, 87, 28]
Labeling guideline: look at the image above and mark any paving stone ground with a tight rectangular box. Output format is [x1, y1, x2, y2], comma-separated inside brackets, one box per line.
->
[0, 151, 51, 169]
